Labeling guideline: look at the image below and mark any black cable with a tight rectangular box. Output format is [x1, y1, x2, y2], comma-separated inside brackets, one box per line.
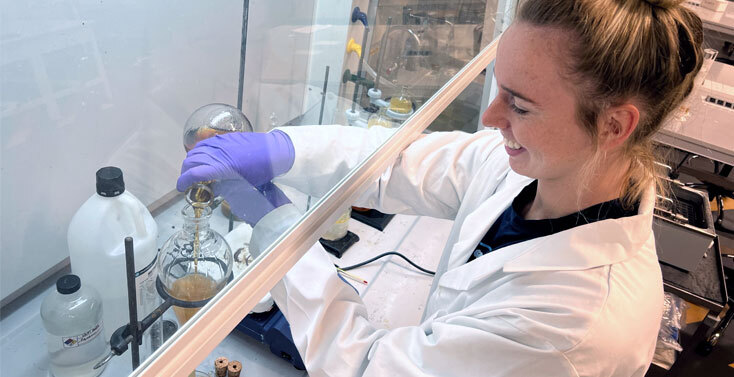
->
[669, 152, 692, 179]
[336, 251, 436, 275]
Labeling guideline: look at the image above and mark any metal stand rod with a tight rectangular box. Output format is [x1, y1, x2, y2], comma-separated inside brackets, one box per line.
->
[351, 25, 370, 111]
[124, 237, 141, 369]
[96, 269, 233, 370]
[318, 66, 330, 125]
[236, 0, 250, 111]
[373, 17, 392, 91]
[309, 65, 331, 212]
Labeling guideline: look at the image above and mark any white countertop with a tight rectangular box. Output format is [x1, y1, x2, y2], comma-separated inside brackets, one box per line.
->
[656, 61, 734, 165]
[686, 2, 734, 35]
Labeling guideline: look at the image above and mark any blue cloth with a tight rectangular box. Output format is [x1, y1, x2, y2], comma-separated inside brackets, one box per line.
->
[467, 181, 639, 262]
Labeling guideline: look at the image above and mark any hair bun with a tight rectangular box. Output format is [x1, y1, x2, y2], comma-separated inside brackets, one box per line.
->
[643, 0, 684, 10]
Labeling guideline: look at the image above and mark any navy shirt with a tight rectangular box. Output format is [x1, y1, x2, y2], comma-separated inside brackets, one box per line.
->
[467, 180, 639, 262]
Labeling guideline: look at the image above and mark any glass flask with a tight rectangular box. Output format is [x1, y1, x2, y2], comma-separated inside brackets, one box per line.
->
[367, 106, 396, 129]
[183, 103, 253, 152]
[182, 103, 253, 221]
[388, 86, 413, 115]
[156, 203, 233, 327]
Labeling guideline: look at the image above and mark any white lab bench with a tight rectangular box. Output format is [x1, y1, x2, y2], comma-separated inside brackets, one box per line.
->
[655, 61, 734, 166]
[685, 2, 734, 36]
[0, 192, 452, 377]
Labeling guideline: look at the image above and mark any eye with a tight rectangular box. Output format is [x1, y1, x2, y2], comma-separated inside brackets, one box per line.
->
[509, 97, 529, 115]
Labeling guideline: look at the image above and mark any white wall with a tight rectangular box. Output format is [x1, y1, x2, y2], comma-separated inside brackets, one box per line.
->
[0, 0, 243, 302]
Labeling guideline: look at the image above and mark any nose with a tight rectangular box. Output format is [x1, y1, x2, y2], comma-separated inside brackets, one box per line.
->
[481, 98, 508, 129]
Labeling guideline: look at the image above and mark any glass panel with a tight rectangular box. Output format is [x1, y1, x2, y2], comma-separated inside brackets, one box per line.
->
[0, 1, 515, 376]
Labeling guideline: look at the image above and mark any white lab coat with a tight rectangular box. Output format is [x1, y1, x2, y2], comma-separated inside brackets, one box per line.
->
[268, 125, 663, 377]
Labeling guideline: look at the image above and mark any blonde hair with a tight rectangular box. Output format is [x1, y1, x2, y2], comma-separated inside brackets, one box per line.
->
[518, 0, 704, 207]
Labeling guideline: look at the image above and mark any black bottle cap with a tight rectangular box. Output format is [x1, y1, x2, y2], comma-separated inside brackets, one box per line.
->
[56, 274, 81, 294]
[96, 166, 125, 197]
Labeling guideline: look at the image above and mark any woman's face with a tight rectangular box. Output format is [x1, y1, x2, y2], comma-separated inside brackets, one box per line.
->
[482, 22, 595, 182]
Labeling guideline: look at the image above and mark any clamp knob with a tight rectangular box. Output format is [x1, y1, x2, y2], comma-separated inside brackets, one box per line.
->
[351, 7, 368, 27]
[346, 38, 362, 58]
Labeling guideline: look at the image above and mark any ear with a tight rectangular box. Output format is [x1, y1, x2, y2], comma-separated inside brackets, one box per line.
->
[598, 103, 639, 151]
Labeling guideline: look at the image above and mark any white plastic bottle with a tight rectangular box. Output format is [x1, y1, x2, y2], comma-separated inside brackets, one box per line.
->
[41, 274, 107, 377]
[67, 166, 162, 359]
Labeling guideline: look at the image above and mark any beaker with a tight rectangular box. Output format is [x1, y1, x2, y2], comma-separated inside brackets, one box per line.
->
[695, 48, 719, 87]
[322, 208, 352, 241]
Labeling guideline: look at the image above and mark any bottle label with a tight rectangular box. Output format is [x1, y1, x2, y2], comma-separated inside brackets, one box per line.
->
[135, 255, 159, 312]
[60, 321, 102, 348]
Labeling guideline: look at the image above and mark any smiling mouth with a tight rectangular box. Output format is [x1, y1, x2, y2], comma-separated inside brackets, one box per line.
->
[503, 137, 523, 150]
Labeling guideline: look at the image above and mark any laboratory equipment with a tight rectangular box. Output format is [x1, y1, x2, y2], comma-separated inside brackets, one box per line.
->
[94, 184, 233, 374]
[236, 307, 305, 370]
[653, 179, 717, 271]
[227, 361, 242, 377]
[157, 184, 233, 326]
[694, 48, 719, 87]
[318, 207, 360, 258]
[182, 103, 254, 223]
[386, 86, 414, 121]
[41, 274, 107, 377]
[351, 6, 370, 113]
[183, 103, 253, 152]
[350, 207, 395, 231]
[321, 208, 352, 241]
[214, 357, 228, 377]
[67, 167, 162, 356]
[345, 7, 373, 126]
[367, 106, 396, 128]
[155, 192, 233, 377]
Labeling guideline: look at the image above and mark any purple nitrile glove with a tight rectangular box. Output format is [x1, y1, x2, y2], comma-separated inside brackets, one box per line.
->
[176, 130, 295, 192]
[212, 179, 292, 226]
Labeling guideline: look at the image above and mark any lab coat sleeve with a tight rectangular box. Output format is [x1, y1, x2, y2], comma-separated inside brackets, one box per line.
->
[270, 246, 578, 377]
[273, 125, 507, 220]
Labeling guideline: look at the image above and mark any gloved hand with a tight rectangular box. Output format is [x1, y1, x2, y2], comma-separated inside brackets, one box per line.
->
[212, 179, 291, 226]
[176, 130, 295, 192]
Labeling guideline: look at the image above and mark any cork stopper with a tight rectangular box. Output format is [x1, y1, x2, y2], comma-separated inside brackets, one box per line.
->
[227, 361, 242, 377]
[214, 357, 228, 377]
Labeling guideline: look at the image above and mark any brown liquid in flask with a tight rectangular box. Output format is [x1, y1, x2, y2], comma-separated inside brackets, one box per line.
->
[169, 273, 219, 324]
[169, 274, 218, 377]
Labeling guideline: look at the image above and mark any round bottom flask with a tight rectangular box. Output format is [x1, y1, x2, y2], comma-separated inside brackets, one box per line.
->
[157, 203, 233, 326]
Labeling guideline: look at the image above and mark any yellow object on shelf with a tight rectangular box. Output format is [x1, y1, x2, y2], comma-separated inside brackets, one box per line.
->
[389, 96, 412, 114]
[346, 38, 362, 58]
[367, 107, 395, 128]
[388, 86, 413, 115]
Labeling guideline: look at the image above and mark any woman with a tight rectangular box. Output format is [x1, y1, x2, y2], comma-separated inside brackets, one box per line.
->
[178, 0, 703, 375]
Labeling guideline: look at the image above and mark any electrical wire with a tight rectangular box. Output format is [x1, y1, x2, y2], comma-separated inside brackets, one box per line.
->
[336, 251, 435, 275]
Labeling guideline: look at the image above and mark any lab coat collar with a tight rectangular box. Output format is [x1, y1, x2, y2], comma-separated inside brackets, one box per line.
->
[502, 185, 655, 272]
